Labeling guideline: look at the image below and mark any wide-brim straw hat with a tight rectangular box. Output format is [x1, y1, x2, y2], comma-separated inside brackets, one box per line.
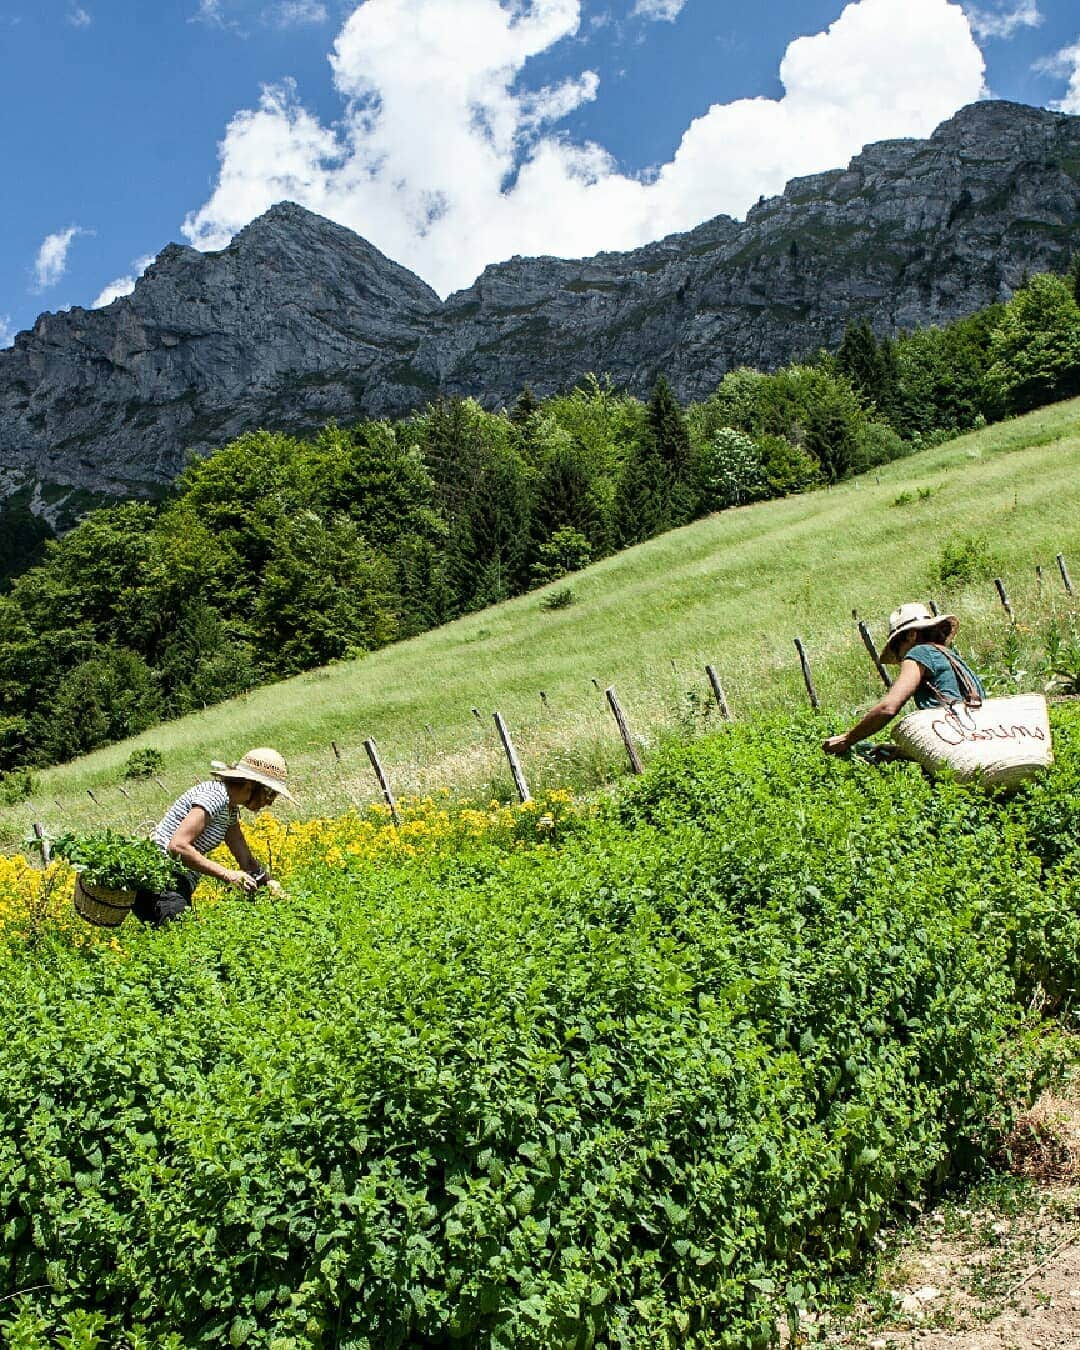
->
[880, 603, 958, 665]
[211, 747, 296, 803]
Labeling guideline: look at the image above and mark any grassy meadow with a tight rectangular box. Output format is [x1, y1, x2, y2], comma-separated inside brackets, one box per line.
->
[3, 397, 1079, 848]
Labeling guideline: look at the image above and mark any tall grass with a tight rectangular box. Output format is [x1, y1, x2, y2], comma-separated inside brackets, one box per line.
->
[3, 397, 1079, 849]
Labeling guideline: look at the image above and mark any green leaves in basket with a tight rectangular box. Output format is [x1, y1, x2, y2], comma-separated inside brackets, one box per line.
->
[51, 829, 182, 892]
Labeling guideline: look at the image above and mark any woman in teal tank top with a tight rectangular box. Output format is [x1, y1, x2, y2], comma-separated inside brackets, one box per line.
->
[823, 602, 985, 758]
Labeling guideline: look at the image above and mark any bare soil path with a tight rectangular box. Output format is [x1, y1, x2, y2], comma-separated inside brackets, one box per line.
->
[812, 1067, 1080, 1349]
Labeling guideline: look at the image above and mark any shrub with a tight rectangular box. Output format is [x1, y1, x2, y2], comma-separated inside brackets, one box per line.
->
[0, 767, 34, 806]
[854, 420, 906, 470]
[540, 585, 575, 611]
[930, 534, 1002, 589]
[122, 747, 163, 780]
[756, 434, 822, 496]
[694, 427, 768, 510]
[34, 647, 162, 764]
[1044, 617, 1080, 696]
[892, 487, 933, 508]
[530, 526, 592, 586]
[909, 427, 959, 451]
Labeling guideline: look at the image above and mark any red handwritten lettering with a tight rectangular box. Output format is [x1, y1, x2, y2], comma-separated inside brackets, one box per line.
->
[931, 719, 1042, 747]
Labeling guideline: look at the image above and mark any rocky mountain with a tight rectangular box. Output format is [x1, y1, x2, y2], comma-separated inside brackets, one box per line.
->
[2, 99, 1078, 512]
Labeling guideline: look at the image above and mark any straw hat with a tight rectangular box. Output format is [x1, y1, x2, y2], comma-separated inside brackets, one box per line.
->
[211, 747, 296, 802]
[880, 603, 958, 665]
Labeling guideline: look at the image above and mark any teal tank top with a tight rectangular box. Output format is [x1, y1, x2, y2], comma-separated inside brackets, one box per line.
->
[906, 643, 986, 710]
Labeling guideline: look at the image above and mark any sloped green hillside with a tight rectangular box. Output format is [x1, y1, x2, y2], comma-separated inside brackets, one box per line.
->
[3, 398, 1078, 848]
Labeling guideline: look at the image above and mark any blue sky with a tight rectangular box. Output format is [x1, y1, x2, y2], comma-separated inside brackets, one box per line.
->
[2, 0, 1079, 347]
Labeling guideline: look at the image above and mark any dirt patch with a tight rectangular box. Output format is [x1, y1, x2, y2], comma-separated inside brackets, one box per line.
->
[808, 1073, 1080, 1349]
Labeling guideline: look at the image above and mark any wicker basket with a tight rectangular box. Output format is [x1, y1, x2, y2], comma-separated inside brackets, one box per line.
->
[73, 873, 137, 928]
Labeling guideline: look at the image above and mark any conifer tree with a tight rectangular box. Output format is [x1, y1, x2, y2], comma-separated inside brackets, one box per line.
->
[805, 385, 858, 482]
[510, 385, 540, 425]
[612, 376, 695, 545]
[611, 443, 668, 547]
[837, 321, 881, 401]
[531, 439, 604, 551]
[647, 375, 693, 489]
[877, 335, 901, 426]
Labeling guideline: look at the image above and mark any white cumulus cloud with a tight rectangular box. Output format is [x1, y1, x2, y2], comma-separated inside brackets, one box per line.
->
[0, 315, 15, 349]
[632, 0, 688, 21]
[1036, 38, 1080, 114]
[184, 0, 987, 297]
[963, 1, 1040, 41]
[33, 226, 86, 292]
[92, 254, 158, 309]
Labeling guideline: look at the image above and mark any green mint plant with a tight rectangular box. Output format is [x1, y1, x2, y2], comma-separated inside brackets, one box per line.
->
[51, 829, 182, 892]
[0, 708, 1076, 1347]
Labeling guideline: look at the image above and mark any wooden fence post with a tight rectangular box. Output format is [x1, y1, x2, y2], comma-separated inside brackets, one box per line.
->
[32, 823, 51, 865]
[605, 686, 644, 775]
[363, 738, 401, 826]
[994, 577, 1014, 621]
[705, 665, 732, 720]
[1036, 564, 1044, 600]
[493, 712, 531, 803]
[86, 789, 101, 807]
[793, 637, 820, 710]
[331, 740, 342, 762]
[1058, 553, 1074, 596]
[857, 620, 892, 689]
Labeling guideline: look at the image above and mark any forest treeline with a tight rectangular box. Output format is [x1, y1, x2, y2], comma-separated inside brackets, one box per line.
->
[1, 266, 1079, 776]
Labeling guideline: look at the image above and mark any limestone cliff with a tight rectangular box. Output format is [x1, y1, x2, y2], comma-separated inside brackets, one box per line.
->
[2, 100, 1077, 506]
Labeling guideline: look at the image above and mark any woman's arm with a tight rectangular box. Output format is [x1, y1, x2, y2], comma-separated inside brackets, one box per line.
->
[822, 659, 923, 755]
[225, 819, 266, 884]
[167, 807, 257, 890]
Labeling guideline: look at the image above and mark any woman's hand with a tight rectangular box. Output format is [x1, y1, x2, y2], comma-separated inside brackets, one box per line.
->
[820, 664, 924, 758]
[225, 869, 259, 892]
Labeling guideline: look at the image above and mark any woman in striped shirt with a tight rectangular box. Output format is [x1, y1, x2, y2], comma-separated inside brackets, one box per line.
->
[133, 747, 295, 927]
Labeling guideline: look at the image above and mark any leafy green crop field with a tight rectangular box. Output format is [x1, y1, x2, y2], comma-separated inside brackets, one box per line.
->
[3, 397, 1079, 850]
[4, 392, 1079, 1341]
[2, 711, 1078, 1347]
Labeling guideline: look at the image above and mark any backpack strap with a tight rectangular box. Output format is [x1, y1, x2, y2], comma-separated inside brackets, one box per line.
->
[925, 643, 983, 710]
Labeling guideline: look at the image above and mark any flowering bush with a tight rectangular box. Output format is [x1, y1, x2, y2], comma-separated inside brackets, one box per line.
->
[0, 789, 584, 945]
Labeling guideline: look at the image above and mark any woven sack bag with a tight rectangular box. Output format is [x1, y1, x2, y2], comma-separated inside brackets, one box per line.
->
[893, 691, 1053, 787]
[74, 873, 136, 928]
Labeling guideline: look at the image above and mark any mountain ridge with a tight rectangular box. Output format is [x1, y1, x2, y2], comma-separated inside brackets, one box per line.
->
[2, 98, 1078, 508]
